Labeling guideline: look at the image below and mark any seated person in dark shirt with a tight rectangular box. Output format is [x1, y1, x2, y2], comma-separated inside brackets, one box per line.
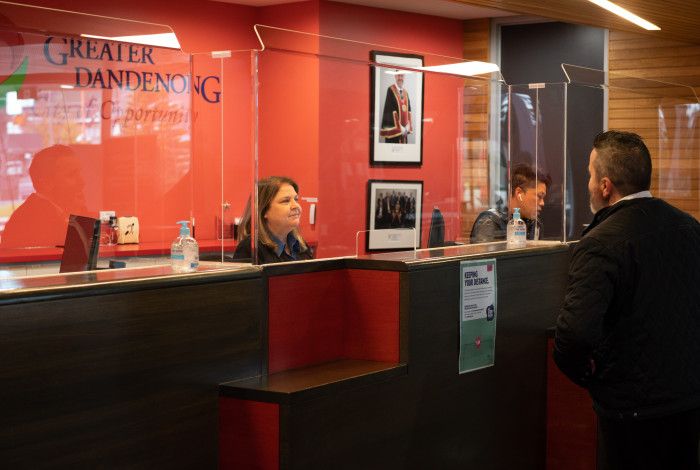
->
[233, 176, 313, 264]
[470, 163, 551, 243]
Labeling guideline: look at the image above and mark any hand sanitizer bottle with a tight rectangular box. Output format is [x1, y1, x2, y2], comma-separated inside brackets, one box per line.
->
[171, 220, 199, 273]
[506, 207, 527, 249]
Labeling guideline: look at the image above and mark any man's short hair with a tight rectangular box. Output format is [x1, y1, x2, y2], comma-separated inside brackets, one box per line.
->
[510, 162, 551, 196]
[592, 130, 652, 196]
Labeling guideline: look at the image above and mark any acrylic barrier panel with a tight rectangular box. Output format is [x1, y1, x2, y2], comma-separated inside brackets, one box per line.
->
[563, 64, 700, 227]
[507, 83, 566, 243]
[192, 50, 254, 264]
[563, 82, 604, 239]
[0, 0, 180, 48]
[251, 27, 503, 262]
[605, 77, 700, 221]
[0, 28, 192, 272]
[462, 79, 507, 245]
[656, 101, 700, 219]
[254, 24, 504, 72]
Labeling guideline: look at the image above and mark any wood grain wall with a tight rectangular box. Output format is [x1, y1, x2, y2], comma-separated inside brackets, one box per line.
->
[461, 24, 700, 232]
[609, 31, 700, 218]
[461, 18, 492, 239]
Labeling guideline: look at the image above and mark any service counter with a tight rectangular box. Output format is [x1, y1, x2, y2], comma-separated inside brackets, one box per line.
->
[219, 241, 571, 469]
[0, 262, 264, 468]
[1, 242, 572, 468]
[0, 239, 236, 278]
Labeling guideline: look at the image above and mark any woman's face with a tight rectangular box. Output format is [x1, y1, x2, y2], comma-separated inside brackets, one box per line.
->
[263, 183, 301, 239]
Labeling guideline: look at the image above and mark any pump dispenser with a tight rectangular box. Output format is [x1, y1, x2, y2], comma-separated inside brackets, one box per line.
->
[506, 207, 527, 249]
[171, 220, 199, 273]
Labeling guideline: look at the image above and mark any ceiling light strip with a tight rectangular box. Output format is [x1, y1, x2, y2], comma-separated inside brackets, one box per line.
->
[587, 0, 660, 30]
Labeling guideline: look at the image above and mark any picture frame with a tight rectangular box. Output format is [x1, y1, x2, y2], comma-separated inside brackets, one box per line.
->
[366, 180, 423, 251]
[370, 51, 424, 166]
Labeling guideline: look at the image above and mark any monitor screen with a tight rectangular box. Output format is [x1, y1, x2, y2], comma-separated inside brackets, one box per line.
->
[59, 215, 100, 273]
[427, 207, 445, 248]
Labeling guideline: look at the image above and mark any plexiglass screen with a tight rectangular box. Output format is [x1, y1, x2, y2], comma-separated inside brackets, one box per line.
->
[250, 26, 504, 263]
[0, 31, 191, 252]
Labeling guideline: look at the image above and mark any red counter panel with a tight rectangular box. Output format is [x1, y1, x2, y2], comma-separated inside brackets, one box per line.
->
[219, 398, 280, 470]
[268, 269, 400, 374]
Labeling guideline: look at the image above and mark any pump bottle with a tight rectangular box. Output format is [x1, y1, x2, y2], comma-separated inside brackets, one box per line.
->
[506, 207, 527, 249]
[171, 220, 199, 273]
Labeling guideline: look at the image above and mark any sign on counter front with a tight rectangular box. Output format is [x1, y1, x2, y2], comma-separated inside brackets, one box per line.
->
[459, 259, 497, 374]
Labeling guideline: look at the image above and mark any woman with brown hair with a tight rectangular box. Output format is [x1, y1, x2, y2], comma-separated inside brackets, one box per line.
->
[233, 176, 313, 263]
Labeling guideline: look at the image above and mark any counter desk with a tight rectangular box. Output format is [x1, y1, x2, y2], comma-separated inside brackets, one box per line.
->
[1, 242, 572, 469]
[0, 262, 263, 468]
[0, 239, 236, 278]
[219, 241, 571, 470]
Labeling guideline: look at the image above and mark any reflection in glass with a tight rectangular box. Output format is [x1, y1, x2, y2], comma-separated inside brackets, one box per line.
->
[0, 29, 191, 253]
[1, 145, 86, 248]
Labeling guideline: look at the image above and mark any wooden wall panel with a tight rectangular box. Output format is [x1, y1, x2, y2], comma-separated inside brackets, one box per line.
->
[461, 18, 492, 239]
[608, 31, 700, 219]
[461, 22, 699, 232]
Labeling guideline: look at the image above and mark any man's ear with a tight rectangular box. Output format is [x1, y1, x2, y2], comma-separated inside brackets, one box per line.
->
[600, 177, 613, 198]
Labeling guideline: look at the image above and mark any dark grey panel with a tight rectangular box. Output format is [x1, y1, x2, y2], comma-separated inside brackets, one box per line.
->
[0, 277, 265, 468]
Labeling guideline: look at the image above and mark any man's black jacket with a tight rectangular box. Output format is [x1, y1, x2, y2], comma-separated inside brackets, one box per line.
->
[554, 197, 700, 419]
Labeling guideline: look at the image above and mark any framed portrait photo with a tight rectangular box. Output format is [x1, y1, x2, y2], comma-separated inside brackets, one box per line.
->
[370, 51, 424, 166]
[366, 180, 423, 251]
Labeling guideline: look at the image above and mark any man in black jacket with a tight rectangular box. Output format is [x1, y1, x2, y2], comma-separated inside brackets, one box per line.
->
[554, 130, 700, 470]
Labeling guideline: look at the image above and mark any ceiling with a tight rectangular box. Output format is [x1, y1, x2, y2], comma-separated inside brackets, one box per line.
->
[214, 0, 514, 19]
[329, 0, 514, 19]
[450, 0, 700, 45]
[214, 0, 700, 45]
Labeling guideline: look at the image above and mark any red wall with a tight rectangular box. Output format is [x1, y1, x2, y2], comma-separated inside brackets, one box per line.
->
[7, 0, 465, 254]
[257, 2, 321, 244]
[253, 1, 465, 257]
[17, 0, 259, 51]
[317, 2, 464, 257]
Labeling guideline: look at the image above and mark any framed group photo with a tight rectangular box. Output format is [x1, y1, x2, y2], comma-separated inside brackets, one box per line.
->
[370, 51, 424, 165]
[366, 180, 423, 251]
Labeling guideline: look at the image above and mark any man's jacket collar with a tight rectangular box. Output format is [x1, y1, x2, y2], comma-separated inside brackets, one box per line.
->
[583, 198, 653, 237]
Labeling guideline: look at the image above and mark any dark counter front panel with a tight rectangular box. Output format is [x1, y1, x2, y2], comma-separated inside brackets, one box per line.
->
[400, 248, 570, 469]
[0, 274, 265, 468]
[217, 246, 570, 470]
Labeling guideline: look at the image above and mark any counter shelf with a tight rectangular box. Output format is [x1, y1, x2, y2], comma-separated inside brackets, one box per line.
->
[221, 359, 407, 405]
[0, 262, 257, 305]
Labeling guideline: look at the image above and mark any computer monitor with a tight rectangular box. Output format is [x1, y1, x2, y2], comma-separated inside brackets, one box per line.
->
[427, 207, 445, 248]
[59, 215, 101, 273]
